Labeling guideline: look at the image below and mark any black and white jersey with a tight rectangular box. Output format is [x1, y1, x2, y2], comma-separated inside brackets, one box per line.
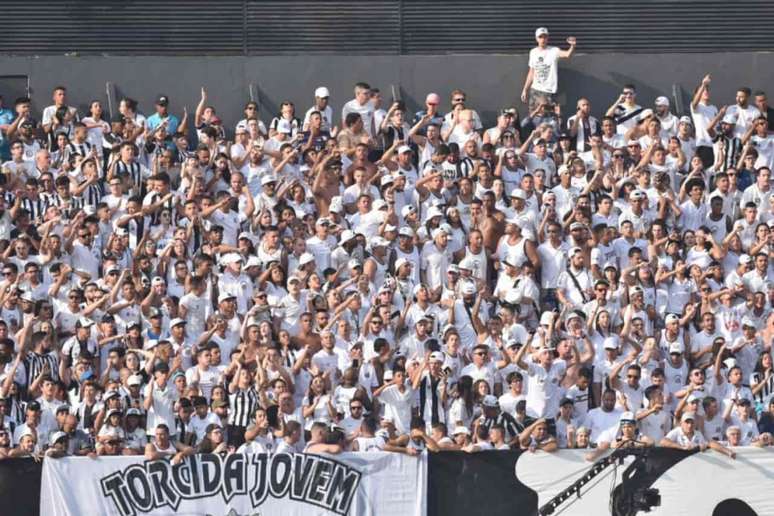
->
[228, 387, 259, 429]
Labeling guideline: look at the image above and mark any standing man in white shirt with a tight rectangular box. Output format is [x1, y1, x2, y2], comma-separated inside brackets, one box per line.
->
[690, 74, 719, 168]
[341, 82, 375, 139]
[520, 27, 577, 111]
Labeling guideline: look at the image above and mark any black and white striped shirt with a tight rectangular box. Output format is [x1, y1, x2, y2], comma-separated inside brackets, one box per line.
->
[65, 141, 92, 161]
[228, 386, 259, 429]
[20, 196, 48, 222]
[23, 351, 59, 390]
[114, 160, 145, 196]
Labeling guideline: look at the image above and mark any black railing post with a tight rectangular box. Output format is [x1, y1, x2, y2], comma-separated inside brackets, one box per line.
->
[398, 0, 404, 55]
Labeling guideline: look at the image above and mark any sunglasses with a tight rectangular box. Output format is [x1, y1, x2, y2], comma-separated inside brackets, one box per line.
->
[474, 351, 487, 356]
[613, 154, 624, 158]
[453, 97, 466, 102]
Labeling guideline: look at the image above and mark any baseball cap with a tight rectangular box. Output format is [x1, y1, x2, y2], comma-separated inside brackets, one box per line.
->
[739, 254, 752, 265]
[314, 86, 330, 98]
[127, 375, 142, 387]
[106, 408, 122, 418]
[170, 317, 186, 328]
[741, 317, 756, 328]
[654, 96, 670, 107]
[348, 258, 362, 270]
[299, 252, 315, 266]
[679, 115, 692, 125]
[681, 412, 696, 422]
[76, 317, 95, 328]
[126, 408, 142, 417]
[426, 206, 444, 220]
[535, 27, 549, 38]
[380, 175, 394, 187]
[510, 188, 526, 200]
[665, 313, 680, 325]
[461, 282, 476, 296]
[261, 174, 277, 185]
[286, 276, 301, 288]
[620, 411, 636, 424]
[560, 397, 575, 407]
[722, 113, 737, 125]
[482, 395, 499, 408]
[603, 336, 619, 350]
[397, 145, 413, 154]
[217, 292, 237, 304]
[452, 426, 471, 436]
[394, 257, 411, 271]
[49, 431, 68, 444]
[19, 291, 33, 303]
[156, 95, 169, 106]
[669, 342, 683, 354]
[429, 351, 445, 363]
[401, 205, 417, 218]
[398, 227, 414, 238]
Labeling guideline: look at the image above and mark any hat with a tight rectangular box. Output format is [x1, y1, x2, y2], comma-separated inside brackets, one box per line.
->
[151, 276, 166, 286]
[681, 412, 696, 422]
[679, 115, 692, 125]
[106, 265, 120, 275]
[654, 96, 670, 107]
[482, 395, 499, 408]
[205, 423, 223, 434]
[147, 307, 162, 319]
[19, 291, 33, 303]
[217, 292, 236, 303]
[103, 390, 120, 402]
[560, 397, 575, 406]
[348, 258, 362, 270]
[452, 426, 471, 436]
[569, 246, 583, 257]
[603, 336, 619, 350]
[56, 404, 71, 414]
[629, 190, 644, 200]
[261, 174, 277, 185]
[558, 164, 570, 175]
[398, 227, 414, 238]
[686, 393, 700, 404]
[569, 222, 586, 231]
[603, 262, 618, 271]
[425, 93, 442, 105]
[721, 113, 737, 125]
[397, 145, 413, 154]
[426, 206, 444, 220]
[458, 257, 474, 271]
[626, 139, 641, 147]
[338, 229, 356, 245]
[628, 286, 644, 296]
[741, 317, 756, 328]
[370, 236, 389, 248]
[212, 399, 229, 409]
[401, 205, 417, 218]
[669, 342, 683, 354]
[49, 431, 68, 444]
[314, 86, 330, 98]
[373, 199, 388, 211]
[510, 188, 526, 200]
[394, 257, 411, 271]
[276, 119, 293, 134]
[156, 95, 169, 106]
[535, 27, 549, 38]
[298, 252, 315, 266]
[539, 311, 554, 326]
[223, 252, 243, 265]
[739, 254, 752, 265]
[429, 351, 445, 363]
[665, 313, 680, 325]
[127, 375, 142, 387]
[620, 411, 636, 424]
[380, 175, 394, 187]
[286, 276, 301, 287]
[461, 282, 476, 296]
[106, 408, 122, 419]
[329, 196, 344, 213]
[126, 407, 142, 417]
[383, 370, 394, 382]
[448, 264, 460, 274]
[170, 317, 186, 328]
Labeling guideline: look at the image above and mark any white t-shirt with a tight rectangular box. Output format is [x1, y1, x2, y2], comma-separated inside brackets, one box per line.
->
[528, 46, 561, 94]
[691, 103, 718, 147]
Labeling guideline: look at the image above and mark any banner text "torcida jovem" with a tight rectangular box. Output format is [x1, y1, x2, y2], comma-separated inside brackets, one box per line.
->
[99, 453, 360, 516]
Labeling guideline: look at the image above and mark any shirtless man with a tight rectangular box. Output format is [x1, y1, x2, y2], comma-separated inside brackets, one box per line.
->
[344, 142, 377, 183]
[312, 151, 343, 216]
[476, 191, 506, 254]
[291, 312, 322, 355]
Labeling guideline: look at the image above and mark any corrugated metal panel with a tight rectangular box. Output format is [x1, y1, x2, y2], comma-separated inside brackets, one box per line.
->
[245, 1, 400, 54]
[0, 0, 772, 55]
[402, 0, 774, 54]
[0, 1, 245, 55]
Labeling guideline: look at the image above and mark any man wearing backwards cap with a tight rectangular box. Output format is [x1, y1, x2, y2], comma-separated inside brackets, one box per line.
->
[520, 27, 578, 110]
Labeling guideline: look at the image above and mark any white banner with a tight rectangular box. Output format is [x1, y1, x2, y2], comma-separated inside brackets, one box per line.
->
[517, 448, 774, 515]
[40, 452, 426, 516]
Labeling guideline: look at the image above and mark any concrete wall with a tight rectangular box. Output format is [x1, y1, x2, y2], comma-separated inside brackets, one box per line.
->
[1, 53, 773, 133]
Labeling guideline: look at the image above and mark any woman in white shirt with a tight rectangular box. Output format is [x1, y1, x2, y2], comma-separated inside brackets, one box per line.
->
[302, 374, 335, 431]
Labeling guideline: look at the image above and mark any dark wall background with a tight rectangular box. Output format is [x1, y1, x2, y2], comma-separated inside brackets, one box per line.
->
[1, 52, 773, 134]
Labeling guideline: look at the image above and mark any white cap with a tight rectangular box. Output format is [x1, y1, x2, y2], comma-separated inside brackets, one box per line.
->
[535, 27, 549, 38]
[339, 229, 356, 244]
[49, 431, 68, 444]
[669, 342, 683, 354]
[127, 375, 142, 387]
[170, 317, 186, 328]
[380, 175, 394, 187]
[298, 252, 315, 266]
[383, 370, 394, 382]
[151, 276, 165, 286]
[314, 86, 330, 98]
[426, 206, 444, 219]
[665, 313, 680, 325]
[77, 317, 95, 328]
[722, 113, 737, 125]
[395, 258, 411, 271]
[603, 336, 619, 350]
[245, 256, 262, 268]
[397, 145, 413, 154]
[461, 282, 476, 296]
[373, 199, 388, 211]
[679, 115, 692, 125]
[741, 317, 756, 328]
[398, 227, 414, 238]
[452, 426, 471, 436]
[348, 258, 362, 270]
[223, 252, 243, 264]
[539, 312, 554, 326]
[217, 292, 236, 303]
[681, 412, 696, 422]
[126, 408, 142, 417]
[429, 351, 445, 363]
[261, 174, 278, 185]
[401, 205, 417, 218]
[458, 257, 474, 270]
[620, 411, 636, 423]
[482, 394, 499, 408]
[329, 196, 343, 213]
[510, 188, 526, 200]
[655, 96, 670, 107]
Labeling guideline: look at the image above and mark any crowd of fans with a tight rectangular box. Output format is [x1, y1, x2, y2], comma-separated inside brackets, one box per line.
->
[0, 27, 773, 463]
